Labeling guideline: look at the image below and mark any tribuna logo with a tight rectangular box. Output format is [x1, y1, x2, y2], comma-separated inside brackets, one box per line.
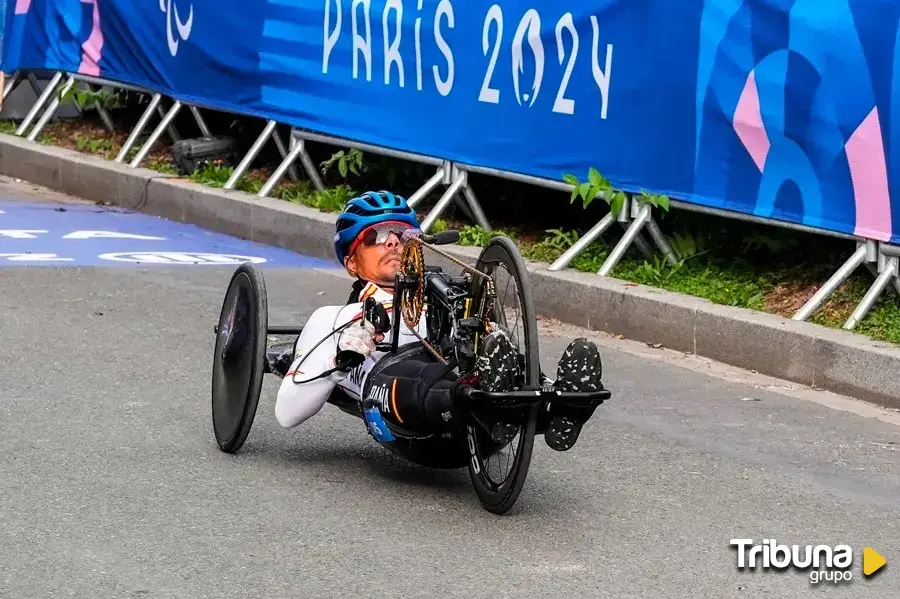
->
[731, 539, 854, 584]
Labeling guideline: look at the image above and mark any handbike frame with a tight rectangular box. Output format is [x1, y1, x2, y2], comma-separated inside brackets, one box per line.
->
[211, 234, 612, 515]
[257, 241, 610, 410]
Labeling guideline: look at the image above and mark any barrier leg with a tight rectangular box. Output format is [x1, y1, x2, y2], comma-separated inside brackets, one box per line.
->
[24, 73, 37, 94]
[258, 138, 310, 197]
[599, 203, 651, 276]
[408, 163, 492, 231]
[407, 167, 446, 209]
[646, 215, 678, 264]
[420, 171, 467, 232]
[296, 139, 325, 191]
[189, 105, 210, 137]
[26, 73, 43, 96]
[115, 93, 162, 163]
[26, 75, 76, 141]
[2, 72, 21, 101]
[15, 72, 63, 136]
[624, 227, 654, 259]
[879, 248, 900, 297]
[85, 84, 116, 132]
[275, 128, 300, 183]
[157, 101, 181, 142]
[549, 212, 615, 271]
[225, 120, 276, 190]
[460, 182, 491, 231]
[130, 100, 182, 167]
[95, 100, 116, 132]
[843, 256, 898, 330]
[792, 243, 869, 322]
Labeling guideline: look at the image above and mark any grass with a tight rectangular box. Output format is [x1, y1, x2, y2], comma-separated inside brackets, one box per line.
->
[187, 160, 354, 212]
[4, 115, 899, 347]
[4, 117, 353, 215]
[444, 222, 900, 346]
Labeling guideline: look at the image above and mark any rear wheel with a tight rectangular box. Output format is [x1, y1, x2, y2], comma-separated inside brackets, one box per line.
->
[211, 262, 268, 453]
[466, 236, 540, 514]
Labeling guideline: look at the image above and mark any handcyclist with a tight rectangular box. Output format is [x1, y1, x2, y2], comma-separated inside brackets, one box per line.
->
[270, 190, 606, 451]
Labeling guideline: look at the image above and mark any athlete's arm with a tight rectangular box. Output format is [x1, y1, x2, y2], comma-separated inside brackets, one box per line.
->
[274, 303, 371, 428]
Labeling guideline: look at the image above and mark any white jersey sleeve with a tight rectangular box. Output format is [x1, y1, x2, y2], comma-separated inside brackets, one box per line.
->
[274, 282, 426, 429]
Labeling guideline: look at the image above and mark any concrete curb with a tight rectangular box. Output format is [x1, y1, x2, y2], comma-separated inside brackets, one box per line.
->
[2, 133, 899, 410]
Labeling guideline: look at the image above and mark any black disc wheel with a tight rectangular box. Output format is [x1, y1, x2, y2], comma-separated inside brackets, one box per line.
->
[211, 262, 268, 453]
[466, 236, 540, 514]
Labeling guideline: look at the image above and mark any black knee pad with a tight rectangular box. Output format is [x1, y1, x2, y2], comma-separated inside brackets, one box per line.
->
[363, 344, 459, 437]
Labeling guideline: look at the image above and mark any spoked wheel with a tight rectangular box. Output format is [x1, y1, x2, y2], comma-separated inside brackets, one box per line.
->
[466, 236, 540, 514]
[211, 262, 268, 453]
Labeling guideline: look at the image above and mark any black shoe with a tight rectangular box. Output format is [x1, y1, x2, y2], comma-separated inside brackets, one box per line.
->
[554, 338, 603, 392]
[545, 338, 604, 452]
[474, 325, 521, 393]
[474, 325, 523, 445]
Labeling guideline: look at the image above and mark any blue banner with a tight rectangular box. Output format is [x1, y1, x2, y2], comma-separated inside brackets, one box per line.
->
[3, 0, 899, 244]
[0, 0, 6, 63]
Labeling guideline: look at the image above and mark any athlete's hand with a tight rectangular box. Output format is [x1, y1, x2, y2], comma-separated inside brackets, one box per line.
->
[338, 319, 377, 359]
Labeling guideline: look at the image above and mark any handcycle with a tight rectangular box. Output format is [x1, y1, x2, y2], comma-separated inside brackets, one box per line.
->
[210, 230, 611, 514]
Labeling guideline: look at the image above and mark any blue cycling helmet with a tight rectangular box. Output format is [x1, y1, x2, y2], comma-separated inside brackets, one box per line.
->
[334, 190, 421, 264]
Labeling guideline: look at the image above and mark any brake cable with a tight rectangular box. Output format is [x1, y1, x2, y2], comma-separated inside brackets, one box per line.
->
[286, 296, 392, 385]
[287, 317, 365, 385]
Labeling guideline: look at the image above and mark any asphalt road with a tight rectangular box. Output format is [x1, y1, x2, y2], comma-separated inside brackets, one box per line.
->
[1, 184, 898, 598]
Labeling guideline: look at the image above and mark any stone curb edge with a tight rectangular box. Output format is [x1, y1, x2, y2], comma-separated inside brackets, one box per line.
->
[1, 133, 898, 410]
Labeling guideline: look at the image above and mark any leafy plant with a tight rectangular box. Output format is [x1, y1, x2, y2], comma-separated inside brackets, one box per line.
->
[637, 189, 671, 212]
[456, 225, 516, 247]
[309, 185, 355, 212]
[280, 182, 353, 213]
[60, 86, 123, 111]
[145, 157, 178, 174]
[666, 232, 707, 261]
[539, 228, 580, 252]
[523, 228, 582, 263]
[321, 148, 365, 178]
[633, 255, 686, 286]
[74, 135, 114, 154]
[189, 161, 233, 187]
[562, 167, 670, 218]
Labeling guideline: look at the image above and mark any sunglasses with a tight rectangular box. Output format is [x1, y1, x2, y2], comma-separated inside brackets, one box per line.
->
[348, 221, 412, 256]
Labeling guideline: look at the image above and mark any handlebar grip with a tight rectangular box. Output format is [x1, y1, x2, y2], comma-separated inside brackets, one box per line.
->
[363, 297, 391, 334]
[335, 349, 366, 371]
[425, 230, 460, 245]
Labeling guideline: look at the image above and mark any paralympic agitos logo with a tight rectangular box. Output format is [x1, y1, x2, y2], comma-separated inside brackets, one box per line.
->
[160, 0, 194, 57]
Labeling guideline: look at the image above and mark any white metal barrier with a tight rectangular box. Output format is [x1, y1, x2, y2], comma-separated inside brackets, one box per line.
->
[3, 68, 899, 331]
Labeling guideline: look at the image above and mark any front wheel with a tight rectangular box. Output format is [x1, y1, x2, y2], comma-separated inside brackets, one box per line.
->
[465, 236, 540, 514]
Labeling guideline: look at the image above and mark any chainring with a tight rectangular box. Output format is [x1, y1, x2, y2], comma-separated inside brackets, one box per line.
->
[400, 240, 425, 330]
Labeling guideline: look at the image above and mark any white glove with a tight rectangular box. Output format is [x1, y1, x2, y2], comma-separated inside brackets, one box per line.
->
[338, 319, 377, 359]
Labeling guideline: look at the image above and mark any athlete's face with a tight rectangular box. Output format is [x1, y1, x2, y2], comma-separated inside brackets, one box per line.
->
[344, 222, 409, 289]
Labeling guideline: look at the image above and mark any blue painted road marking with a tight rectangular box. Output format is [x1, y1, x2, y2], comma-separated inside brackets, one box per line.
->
[0, 199, 341, 268]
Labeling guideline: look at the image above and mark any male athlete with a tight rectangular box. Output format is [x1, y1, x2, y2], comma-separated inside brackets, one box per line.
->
[270, 190, 605, 451]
